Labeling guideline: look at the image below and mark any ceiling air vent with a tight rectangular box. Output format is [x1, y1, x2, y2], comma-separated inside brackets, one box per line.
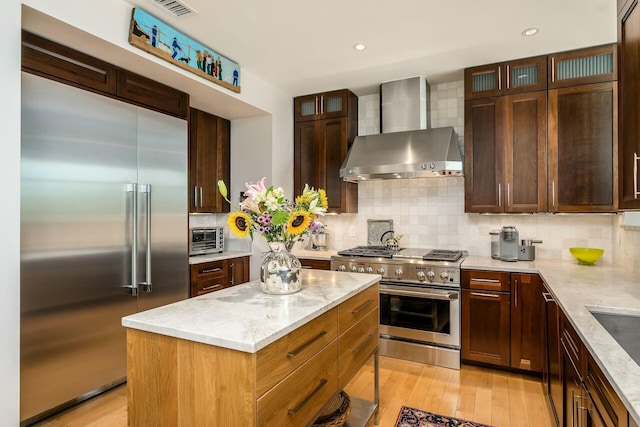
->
[151, 0, 197, 18]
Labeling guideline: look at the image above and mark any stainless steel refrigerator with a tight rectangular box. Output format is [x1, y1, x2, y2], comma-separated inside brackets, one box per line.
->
[20, 72, 188, 425]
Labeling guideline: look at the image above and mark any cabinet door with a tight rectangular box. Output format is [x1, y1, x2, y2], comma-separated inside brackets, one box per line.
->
[294, 94, 320, 122]
[461, 289, 511, 367]
[320, 90, 351, 119]
[294, 120, 324, 195]
[563, 347, 583, 427]
[510, 274, 543, 372]
[504, 92, 548, 212]
[189, 109, 230, 213]
[504, 56, 548, 95]
[543, 287, 563, 426]
[228, 256, 250, 287]
[548, 82, 618, 212]
[549, 44, 617, 89]
[464, 97, 505, 212]
[618, 0, 640, 209]
[116, 69, 189, 119]
[464, 64, 503, 99]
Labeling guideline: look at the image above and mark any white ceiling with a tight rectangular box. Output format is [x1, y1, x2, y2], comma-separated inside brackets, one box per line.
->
[128, 0, 617, 97]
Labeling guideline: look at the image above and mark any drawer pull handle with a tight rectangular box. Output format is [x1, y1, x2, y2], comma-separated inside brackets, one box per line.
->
[470, 292, 500, 299]
[470, 278, 501, 284]
[202, 284, 223, 291]
[287, 378, 328, 415]
[287, 330, 327, 358]
[352, 333, 374, 354]
[352, 299, 374, 314]
[201, 267, 222, 274]
[542, 292, 555, 303]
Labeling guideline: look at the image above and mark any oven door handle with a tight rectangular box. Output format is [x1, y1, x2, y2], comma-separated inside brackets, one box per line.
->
[380, 288, 458, 301]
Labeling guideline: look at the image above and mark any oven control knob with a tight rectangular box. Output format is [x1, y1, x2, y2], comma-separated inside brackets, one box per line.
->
[440, 271, 449, 281]
[426, 270, 436, 281]
[377, 267, 385, 275]
[358, 267, 365, 273]
[395, 268, 403, 277]
[339, 265, 346, 272]
[366, 267, 374, 274]
[350, 266, 358, 272]
[417, 271, 426, 281]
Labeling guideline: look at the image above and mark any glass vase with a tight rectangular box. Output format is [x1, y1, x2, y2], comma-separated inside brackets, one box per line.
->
[259, 241, 302, 294]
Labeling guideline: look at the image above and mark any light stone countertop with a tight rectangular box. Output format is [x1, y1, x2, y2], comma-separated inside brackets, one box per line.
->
[189, 250, 253, 264]
[462, 256, 640, 424]
[122, 269, 380, 353]
[292, 248, 338, 260]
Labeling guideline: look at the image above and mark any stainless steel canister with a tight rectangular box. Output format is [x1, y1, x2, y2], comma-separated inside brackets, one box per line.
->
[490, 230, 500, 259]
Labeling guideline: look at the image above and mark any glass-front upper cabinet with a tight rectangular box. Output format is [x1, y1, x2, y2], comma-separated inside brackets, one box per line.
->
[548, 44, 617, 89]
[294, 89, 351, 122]
[465, 55, 547, 99]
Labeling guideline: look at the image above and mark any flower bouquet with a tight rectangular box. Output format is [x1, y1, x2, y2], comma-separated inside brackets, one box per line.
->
[218, 178, 327, 294]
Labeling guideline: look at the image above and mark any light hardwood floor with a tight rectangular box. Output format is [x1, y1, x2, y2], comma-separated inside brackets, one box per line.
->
[33, 356, 553, 427]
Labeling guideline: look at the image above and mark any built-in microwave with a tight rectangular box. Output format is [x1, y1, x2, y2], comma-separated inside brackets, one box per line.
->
[190, 227, 224, 255]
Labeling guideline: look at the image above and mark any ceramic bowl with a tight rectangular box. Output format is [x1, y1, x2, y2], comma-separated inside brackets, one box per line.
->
[569, 247, 604, 265]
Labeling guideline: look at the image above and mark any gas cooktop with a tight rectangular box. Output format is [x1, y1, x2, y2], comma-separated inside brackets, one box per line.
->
[336, 247, 465, 263]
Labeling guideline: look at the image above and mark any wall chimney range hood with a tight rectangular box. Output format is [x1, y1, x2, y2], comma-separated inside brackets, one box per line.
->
[340, 77, 463, 182]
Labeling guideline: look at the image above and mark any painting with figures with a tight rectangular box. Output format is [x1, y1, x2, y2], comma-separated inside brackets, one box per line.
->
[128, 7, 241, 93]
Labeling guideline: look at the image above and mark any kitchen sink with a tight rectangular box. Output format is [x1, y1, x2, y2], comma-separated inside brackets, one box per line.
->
[588, 308, 640, 366]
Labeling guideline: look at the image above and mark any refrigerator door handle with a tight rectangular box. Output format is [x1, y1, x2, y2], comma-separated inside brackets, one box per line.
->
[139, 184, 153, 292]
[126, 183, 139, 296]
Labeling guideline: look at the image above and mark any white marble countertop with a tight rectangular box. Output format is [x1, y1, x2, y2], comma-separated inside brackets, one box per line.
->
[122, 269, 379, 353]
[462, 256, 640, 424]
[189, 250, 253, 264]
[292, 248, 338, 260]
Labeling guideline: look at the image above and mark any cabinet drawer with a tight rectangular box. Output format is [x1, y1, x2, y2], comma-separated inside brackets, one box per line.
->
[338, 307, 379, 387]
[338, 284, 379, 333]
[191, 278, 226, 297]
[191, 261, 226, 282]
[256, 308, 338, 396]
[586, 352, 628, 427]
[299, 258, 331, 270]
[462, 270, 511, 291]
[560, 315, 585, 379]
[257, 340, 338, 427]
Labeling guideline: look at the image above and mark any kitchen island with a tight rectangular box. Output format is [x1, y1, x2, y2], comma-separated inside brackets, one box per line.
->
[122, 269, 380, 426]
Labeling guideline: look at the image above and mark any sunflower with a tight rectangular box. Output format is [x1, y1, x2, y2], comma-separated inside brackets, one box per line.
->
[228, 212, 252, 238]
[318, 189, 328, 209]
[286, 211, 311, 236]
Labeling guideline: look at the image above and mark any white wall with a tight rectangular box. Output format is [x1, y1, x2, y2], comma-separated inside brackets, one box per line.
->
[1, 0, 22, 424]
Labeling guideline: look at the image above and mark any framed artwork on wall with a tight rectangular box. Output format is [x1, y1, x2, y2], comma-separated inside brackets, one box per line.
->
[129, 7, 241, 93]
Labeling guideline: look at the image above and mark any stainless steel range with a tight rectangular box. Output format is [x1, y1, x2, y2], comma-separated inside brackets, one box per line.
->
[331, 247, 465, 369]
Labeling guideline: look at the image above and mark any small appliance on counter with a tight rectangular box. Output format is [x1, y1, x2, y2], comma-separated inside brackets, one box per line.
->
[519, 239, 543, 261]
[490, 230, 500, 259]
[189, 226, 224, 255]
[499, 226, 519, 262]
[310, 231, 329, 251]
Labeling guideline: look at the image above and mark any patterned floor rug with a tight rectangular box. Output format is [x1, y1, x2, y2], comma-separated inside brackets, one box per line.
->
[395, 406, 493, 427]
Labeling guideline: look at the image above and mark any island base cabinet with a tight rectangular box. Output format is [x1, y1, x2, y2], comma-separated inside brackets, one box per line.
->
[126, 329, 255, 427]
[257, 341, 338, 427]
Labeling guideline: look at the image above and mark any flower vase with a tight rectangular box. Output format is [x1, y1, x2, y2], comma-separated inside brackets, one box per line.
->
[260, 241, 302, 295]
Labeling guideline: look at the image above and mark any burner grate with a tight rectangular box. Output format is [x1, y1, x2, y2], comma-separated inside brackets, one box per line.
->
[423, 249, 463, 262]
[337, 246, 400, 258]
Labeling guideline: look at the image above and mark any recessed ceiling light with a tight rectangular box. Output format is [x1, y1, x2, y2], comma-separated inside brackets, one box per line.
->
[353, 43, 366, 51]
[522, 27, 539, 37]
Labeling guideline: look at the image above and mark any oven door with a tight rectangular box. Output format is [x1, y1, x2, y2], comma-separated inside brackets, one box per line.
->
[379, 283, 460, 348]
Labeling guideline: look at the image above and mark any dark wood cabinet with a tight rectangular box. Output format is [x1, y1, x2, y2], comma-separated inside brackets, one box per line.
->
[294, 89, 352, 122]
[462, 270, 543, 373]
[189, 108, 231, 213]
[618, 0, 640, 209]
[465, 92, 547, 213]
[464, 55, 547, 100]
[190, 256, 250, 297]
[543, 285, 563, 426]
[21, 31, 189, 119]
[299, 258, 331, 270]
[294, 90, 358, 213]
[548, 82, 618, 212]
[510, 273, 543, 372]
[548, 44, 617, 89]
[461, 270, 511, 367]
[116, 70, 189, 118]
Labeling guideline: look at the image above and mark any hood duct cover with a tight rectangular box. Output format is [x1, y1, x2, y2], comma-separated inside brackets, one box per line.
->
[340, 126, 463, 182]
